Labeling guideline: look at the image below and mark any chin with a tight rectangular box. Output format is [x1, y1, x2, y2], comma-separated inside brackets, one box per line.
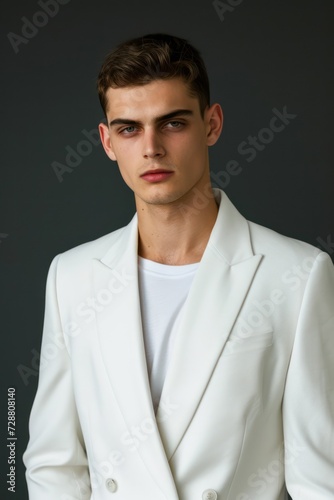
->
[138, 190, 184, 206]
[145, 195, 177, 206]
[136, 183, 194, 207]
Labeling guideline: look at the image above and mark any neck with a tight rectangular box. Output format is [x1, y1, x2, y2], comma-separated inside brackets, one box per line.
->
[136, 187, 219, 265]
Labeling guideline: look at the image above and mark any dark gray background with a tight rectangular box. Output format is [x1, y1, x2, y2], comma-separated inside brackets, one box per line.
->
[1, 0, 333, 498]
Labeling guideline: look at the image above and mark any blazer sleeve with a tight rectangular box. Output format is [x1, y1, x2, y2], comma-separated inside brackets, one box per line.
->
[283, 252, 334, 498]
[23, 255, 91, 500]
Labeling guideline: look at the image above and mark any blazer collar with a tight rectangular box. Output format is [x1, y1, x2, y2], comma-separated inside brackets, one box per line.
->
[100, 188, 255, 270]
[208, 188, 255, 265]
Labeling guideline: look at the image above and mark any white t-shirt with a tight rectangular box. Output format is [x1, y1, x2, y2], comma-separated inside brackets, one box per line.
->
[138, 256, 199, 413]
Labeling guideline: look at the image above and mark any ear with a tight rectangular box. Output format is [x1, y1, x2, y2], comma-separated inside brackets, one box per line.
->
[205, 103, 223, 146]
[98, 122, 117, 161]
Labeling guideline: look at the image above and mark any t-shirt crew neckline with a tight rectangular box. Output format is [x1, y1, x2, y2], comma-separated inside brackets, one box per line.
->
[138, 256, 200, 276]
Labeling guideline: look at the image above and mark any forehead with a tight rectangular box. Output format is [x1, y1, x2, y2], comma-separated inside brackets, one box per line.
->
[105, 78, 200, 119]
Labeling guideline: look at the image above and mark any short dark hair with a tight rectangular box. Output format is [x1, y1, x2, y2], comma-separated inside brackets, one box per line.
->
[97, 33, 210, 117]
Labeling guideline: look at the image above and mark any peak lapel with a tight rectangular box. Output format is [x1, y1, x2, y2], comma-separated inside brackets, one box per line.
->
[156, 190, 263, 460]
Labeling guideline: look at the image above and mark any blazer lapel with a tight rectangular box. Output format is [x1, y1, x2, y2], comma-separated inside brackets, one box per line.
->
[156, 189, 263, 460]
[92, 217, 179, 499]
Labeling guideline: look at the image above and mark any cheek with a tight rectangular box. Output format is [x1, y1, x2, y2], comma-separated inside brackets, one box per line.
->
[177, 136, 207, 165]
[177, 128, 207, 153]
[112, 143, 137, 170]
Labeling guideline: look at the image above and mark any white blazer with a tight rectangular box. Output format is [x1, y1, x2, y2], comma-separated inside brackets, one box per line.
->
[23, 189, 334, 500]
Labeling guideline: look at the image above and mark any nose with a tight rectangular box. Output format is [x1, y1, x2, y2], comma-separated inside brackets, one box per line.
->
[142, 129, 166, 159]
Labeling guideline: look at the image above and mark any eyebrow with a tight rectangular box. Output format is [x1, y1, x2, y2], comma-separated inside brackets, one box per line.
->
[108, 109, 194, 128]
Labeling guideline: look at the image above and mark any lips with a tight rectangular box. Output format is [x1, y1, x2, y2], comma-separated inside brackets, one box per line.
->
[140, 169, 174, 183]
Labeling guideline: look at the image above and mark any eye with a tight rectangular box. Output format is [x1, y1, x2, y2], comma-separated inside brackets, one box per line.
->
[120, 126, 137, 134]
[166, 121, 182, 128]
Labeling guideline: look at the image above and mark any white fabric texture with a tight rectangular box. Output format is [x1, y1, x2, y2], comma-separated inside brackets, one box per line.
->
[23, 190, 334, 499]
[138, 256, 199, 412]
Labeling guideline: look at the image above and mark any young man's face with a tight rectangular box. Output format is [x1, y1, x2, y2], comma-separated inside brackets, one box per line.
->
[99, 78, 222, 208]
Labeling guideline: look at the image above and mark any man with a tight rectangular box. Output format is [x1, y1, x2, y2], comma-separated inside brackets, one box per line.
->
[23, 34, 334, 499]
